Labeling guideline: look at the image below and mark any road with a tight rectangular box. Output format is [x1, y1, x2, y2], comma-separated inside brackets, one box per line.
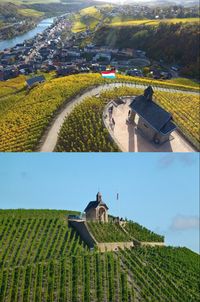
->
[39, 82, 198, 152]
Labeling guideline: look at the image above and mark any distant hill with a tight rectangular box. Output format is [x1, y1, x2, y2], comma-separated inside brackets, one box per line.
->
[94, 22, 200, 79]
[95, 0, 200, 6]
[0, 209, 199, 302]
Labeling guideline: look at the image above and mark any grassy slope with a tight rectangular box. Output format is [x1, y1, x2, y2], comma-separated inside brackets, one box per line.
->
[0, 209, 199, 302]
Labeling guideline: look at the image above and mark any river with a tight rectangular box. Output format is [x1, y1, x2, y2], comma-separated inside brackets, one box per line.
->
[0, 17, 55, 51]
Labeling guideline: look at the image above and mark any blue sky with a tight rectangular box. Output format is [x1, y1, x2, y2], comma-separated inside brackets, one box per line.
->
[0, 153, 199, 253]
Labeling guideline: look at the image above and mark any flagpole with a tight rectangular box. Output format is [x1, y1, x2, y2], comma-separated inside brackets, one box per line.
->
[117, 192, 120, 219]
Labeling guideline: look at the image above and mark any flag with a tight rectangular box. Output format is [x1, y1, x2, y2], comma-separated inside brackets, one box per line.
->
[101, 70, 116, 79]
[117, 193, 119, 200]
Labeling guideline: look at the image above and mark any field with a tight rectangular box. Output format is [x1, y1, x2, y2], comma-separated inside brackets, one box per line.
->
[0, 209, 199, 302]
[72, 6, 102, 33]
[0, 73, 199, 152]
[18, 8, 44, 17]
[108, 17, 200, 27]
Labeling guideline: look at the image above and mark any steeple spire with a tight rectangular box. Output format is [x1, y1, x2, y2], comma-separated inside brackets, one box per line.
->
[96, 192, 102, 203]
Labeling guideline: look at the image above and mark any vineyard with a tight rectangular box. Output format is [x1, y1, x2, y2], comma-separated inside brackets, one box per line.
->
[54, 95, 120, 152]
[55, 87, 143, 152]
[0, 210, 199, 302]
[86, 221, 164, 243]
[118, 246, 200, 302]
[87, 221, 130, 242]
[55, 86, 200, 151]
[154, 90, 200, 149]
[124, 221, 164, 242]
[0, 73, 199, 152]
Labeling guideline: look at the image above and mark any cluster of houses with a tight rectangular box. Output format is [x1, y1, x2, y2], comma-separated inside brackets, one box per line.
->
[0, 32, 154, 81]
[105, 4, 199, 20]
[0, 10, 175, 82]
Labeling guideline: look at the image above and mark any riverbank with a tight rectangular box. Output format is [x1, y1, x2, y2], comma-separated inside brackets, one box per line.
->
[0, 17, 55, 51]
[0, 20, 41, 43]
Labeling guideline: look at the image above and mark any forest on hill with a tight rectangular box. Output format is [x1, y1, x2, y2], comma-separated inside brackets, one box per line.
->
[94, 22, 200, 79]
[0, 210, 199, 302]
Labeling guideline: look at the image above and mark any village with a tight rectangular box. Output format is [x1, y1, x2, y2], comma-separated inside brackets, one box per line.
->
[0, 8, 180, 82]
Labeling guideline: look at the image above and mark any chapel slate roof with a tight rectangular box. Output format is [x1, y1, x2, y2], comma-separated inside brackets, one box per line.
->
[130, 93, 176, 133]
[84, 201, 109, 212]
[26, 75, 45, 87]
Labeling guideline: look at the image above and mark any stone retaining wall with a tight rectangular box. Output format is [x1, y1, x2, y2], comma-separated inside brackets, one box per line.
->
[97, 241, 134, 252]
[140, 242, 165, 247]
[69, 220, 97, 248]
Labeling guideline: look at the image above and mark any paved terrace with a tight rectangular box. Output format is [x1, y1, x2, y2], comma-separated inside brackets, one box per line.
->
[39, 83, 198, 152]
[103, 97, 195, 152]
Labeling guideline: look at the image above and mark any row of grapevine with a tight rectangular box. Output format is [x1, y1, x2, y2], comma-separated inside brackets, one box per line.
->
[154, 91, 200, 149]
[118, 246, 200, 302]
[0, 73, 198, 152]
[0, 211, 86, 269]
[87, 221, 130, 242]
[55, 86, 199, 152]
[55, 86, 142, 152]
[0, 252, 134, 302]
[87, 220, 164, 243]
[0, 210, 199, 301]
[124, 220, 164, 242]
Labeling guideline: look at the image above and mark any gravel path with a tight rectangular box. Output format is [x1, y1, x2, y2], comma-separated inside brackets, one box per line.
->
[39, 82, 198, 152]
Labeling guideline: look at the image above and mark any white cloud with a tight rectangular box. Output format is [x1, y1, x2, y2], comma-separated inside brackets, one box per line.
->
[158, 154, 196, 169]
[170, 215, 200, 231]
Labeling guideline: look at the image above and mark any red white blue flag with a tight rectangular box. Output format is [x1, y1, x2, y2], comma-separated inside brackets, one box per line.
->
[101, 70, 116, 79]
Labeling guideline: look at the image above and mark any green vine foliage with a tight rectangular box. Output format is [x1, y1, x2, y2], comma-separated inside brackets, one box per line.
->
[0, 210, 199, 302]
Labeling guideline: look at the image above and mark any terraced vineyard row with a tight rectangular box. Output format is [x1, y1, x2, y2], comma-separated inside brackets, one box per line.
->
[56, 86, 199, 152]
[0, 210, 86, 269]
[87, 221, 130, 242]
[124, 220, 164, 242]
[54, 95, 120, 152]
[87, 220, 164, 243]
[0, 74, 107, 152]
[55, 87, 142, 152]
[0, 210, 199, 301]
[154, 91, 200, 149]
[0, 73, 199, 152]
[0, 252, 134, 302]
[118, 246, 200, 302]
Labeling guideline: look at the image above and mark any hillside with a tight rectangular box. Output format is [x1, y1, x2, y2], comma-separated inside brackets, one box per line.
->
[0, 209, 199, 302]
[0, 73, 199, 152]
[94, 22, 200, 79]
[86, 220, 164, 242]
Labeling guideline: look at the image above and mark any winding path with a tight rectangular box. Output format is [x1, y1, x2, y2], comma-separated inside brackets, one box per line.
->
[39, 82, 198, 152]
